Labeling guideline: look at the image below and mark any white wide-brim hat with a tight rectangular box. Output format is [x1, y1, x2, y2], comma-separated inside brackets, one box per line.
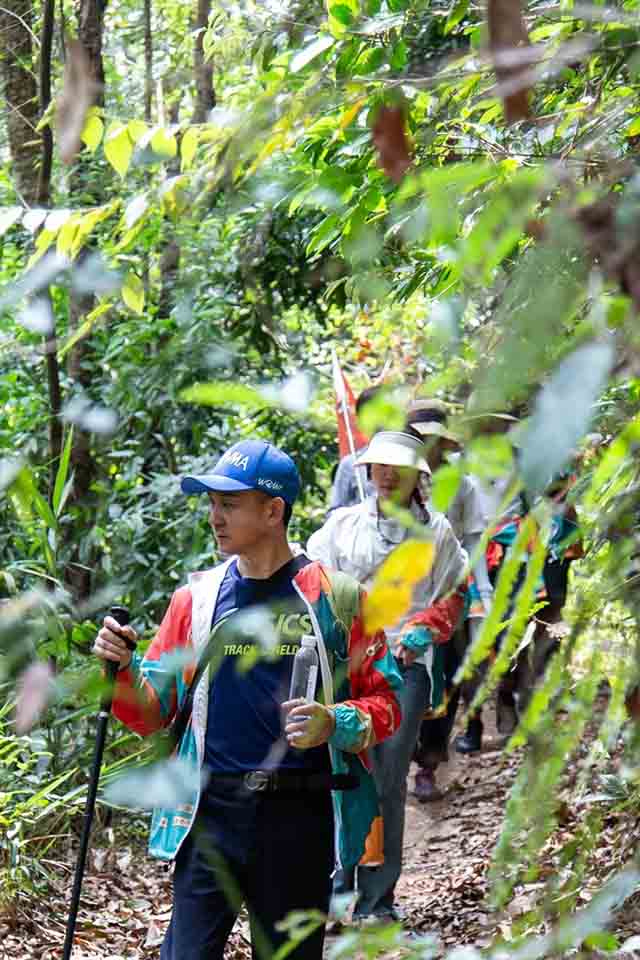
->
[355, 431, 431, 475]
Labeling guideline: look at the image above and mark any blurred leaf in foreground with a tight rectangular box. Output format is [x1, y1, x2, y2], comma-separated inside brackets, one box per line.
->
[104, 757, 202, 810]
[364, 540, 435, 632]
[14, 660, 54, 733]
[520, 340, 614, 496]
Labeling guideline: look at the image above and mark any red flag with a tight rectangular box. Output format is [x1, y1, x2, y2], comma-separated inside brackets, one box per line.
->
[332, 350, 368, 460]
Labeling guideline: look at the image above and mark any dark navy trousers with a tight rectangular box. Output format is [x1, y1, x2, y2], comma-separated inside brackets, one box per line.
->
[160, 783, 334, 960]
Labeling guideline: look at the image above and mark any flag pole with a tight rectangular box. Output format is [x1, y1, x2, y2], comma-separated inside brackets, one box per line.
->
[332, 347, 366, 502]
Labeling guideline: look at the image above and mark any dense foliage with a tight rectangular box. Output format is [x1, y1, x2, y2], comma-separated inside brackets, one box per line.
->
[3, 0, 640, 952]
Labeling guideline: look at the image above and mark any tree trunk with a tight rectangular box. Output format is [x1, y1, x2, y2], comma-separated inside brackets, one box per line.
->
[77, 0, 106, 91]
[193, 0, 215, 123]
[0, 0, 41, 204]
[38, 0, 62, 502]
[37, 0, 55, 204]
[64, 0, 107, 601]
[144, 0, 152, 121]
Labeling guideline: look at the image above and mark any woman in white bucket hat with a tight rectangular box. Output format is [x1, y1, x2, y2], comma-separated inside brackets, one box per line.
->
[307, 431, 467, 924]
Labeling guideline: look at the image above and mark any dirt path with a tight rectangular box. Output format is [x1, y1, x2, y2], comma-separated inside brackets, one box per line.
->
[397, 732, 519, 949]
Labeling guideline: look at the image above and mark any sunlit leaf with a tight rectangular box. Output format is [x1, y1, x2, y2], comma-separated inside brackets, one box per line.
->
[364, 540, 435, 631]
[122, 271, 145, 314]
[327, 0, 359, 36]
[52, 428, 74, 517]
[127, 119, 149, 144]
[290, 34, 335, 73]
[104, 122, 133, 178]
[431, 463, 462, 512]
[80, 108, 104, 152]
[124, 193, 149, 229]
[0, 458, 24, 491]
[445, 0, 469, 33]
[181, 127, 199, 171]
[150, 127, 178, 158]
[181, 381, 270, 409]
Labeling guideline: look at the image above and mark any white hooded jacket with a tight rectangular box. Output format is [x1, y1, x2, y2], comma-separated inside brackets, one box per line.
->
[307, 495, 467, 654]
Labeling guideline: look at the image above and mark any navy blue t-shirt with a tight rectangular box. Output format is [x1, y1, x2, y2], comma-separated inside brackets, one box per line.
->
[204, 556, 330, 774]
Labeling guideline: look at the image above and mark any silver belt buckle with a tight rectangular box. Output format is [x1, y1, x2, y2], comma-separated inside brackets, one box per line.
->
[244, 770, 270, 792]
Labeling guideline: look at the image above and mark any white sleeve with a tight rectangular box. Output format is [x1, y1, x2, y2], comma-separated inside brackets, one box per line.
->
[465, 531, 493, 603]
[306, 515, 340, 568]
[429, 514, 468, 601]
[461, 474, 489, 541]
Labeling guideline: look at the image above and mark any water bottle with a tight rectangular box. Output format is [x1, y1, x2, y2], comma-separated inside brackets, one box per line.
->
[289, 635, 319, 703]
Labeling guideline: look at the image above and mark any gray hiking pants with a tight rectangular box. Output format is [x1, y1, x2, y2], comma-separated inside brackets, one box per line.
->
[355, 662, 430, 918]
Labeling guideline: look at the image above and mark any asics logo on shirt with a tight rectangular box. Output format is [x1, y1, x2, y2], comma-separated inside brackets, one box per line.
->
[223, 611, 313, 657]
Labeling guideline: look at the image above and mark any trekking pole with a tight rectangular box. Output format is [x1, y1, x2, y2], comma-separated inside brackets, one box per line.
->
[62, 605, 133, 960]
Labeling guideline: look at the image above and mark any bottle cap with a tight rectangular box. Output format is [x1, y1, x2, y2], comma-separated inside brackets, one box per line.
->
[301, 634, 316, 648]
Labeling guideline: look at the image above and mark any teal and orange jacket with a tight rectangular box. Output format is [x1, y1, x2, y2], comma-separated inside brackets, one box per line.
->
[111, 558, 403, 868]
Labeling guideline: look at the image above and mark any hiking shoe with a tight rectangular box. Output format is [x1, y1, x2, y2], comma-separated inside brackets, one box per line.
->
[454, 718, 483, 754]
[414, 768, 443, 803]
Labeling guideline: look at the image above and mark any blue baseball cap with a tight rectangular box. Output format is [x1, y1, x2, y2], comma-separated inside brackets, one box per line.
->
[181, 440, 301, 505]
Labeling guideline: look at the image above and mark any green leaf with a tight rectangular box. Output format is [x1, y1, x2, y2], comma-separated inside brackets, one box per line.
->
[181, 381, 270, 409]
[124, 194, 149, 229]
[9, 466, 56, 530]
[445, 0, 469, 33]
[627, 116, 640, 137]
[81, 110, 104, 152]
[520, 341, 614, 495]
[104, 123, 133, 179]
[389, 39, 408, 69]
[150, 127, 178, 158]
[122, 272, 145, 315]
[356, 46, 385, 73]
[52, 428, 74, 517]
[57, 217, 79, 257]
[127, 120, 149, 144]
[290, 34, 335, 73]
[431, 463, 462, 512]
[328, 0, 359, 36]
[306, 213, 342, 255]
[181, 127, 199, 170]
[329, 3, 355, 25]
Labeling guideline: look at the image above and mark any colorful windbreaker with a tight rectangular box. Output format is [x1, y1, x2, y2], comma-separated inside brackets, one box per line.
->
[111, 559, 402, 869]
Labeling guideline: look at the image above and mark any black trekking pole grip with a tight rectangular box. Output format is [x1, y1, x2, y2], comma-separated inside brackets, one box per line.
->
[62, 604, 132, 960]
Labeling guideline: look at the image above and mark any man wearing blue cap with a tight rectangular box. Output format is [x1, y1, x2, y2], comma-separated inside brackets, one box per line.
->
[93, 439, 402, 960]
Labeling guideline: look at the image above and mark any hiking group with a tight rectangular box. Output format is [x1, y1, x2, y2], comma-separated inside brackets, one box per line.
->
[93, 388, 582, 960]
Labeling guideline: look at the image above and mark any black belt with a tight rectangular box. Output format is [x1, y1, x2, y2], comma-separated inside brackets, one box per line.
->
[208, 771, 359, 793]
